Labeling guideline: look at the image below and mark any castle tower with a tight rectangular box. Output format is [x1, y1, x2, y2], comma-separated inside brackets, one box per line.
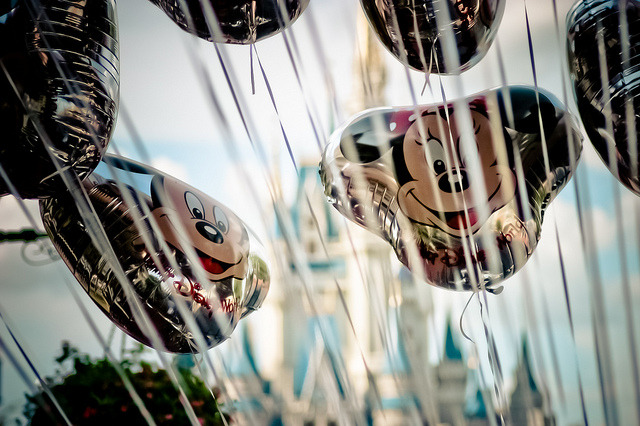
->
[509, 338, 556, 426]
[435, 317, 468, 425]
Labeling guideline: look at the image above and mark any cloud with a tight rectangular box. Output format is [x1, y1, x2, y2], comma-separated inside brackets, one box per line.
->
[151, 156, 190, 182]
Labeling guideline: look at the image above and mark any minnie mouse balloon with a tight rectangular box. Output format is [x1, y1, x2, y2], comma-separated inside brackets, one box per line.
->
[149, 0, 309, 44]
[361, 0, 504, 73]
[40, 156, 270, 353]
[567, 0, 640, 195]
[0, 0, 119, 199]
[320, 86, 582, 291]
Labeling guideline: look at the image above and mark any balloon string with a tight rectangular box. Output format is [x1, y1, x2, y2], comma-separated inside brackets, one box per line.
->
[522, 1, 550, 174]
[459, 293, 475, 344]
[618, 3, 639, 184]
[252, 46, 299, 173]
[0, 306, 73, 425]
[250, 44, 256, 95]
[538, 274, 567, 408]
[552, 210, 590, 425]
[477, 292, 509, 424]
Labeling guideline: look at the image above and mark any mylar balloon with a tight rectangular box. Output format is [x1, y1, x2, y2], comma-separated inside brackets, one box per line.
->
[567, 0, 640, 195]
[149, 0, 309, 44]
[361, 0, 504, 73]
[320, 86, 582, 291]
[0, 0, 119, 199]
[41, 156, 270, 353]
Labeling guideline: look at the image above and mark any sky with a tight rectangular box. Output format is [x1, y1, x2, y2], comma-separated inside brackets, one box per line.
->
[1, 0, 639, 425]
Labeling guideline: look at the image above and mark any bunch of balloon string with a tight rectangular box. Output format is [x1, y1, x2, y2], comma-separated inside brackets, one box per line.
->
[0, 0, 639, 425]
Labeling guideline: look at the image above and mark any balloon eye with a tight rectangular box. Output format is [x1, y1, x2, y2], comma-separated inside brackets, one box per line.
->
[424, 135, 447, 176]
[433, 160, 446, 175]
[185, 192, 205, 220]
[213, 206, 229, 234]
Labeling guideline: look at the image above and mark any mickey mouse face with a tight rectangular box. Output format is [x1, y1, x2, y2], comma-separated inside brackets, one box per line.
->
[152, 177, 250, 281]
[397, 107, 517, 236]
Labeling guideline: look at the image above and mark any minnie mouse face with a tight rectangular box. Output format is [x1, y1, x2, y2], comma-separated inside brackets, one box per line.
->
[396, 105, 516, 236]
[151, 177, 250, 282]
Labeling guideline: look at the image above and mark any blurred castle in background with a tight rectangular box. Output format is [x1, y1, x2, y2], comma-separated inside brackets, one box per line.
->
[219, 164, 556, 426]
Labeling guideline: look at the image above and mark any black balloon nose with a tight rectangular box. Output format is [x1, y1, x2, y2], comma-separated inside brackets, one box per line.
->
[438, 170, 469, 193]
[196, 221, 224, 244]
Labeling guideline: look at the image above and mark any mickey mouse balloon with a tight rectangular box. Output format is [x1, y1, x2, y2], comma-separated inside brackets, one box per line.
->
[149, 0, 309, 44]
[0, 0, 119, 199]
[361, 0, 504, 73]
[320, 86, 582, 291]
[567, 0, 640, 195]
[41, 156, 270, 353]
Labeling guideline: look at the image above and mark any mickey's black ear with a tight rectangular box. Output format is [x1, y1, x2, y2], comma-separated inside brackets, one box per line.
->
[150, 175, 165, 209]
[340, 114, 404, 163]
[497, 87, 560, 135]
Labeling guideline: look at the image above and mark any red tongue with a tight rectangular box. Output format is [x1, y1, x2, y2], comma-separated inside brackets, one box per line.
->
[200, 256, 224, 275]
[446, 209, 478, 230]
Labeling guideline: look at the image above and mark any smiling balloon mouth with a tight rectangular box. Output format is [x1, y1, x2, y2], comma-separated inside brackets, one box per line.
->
[444, 209, 478, 230]
[408, 189, 480, 231]
[195, 248, 238, 275]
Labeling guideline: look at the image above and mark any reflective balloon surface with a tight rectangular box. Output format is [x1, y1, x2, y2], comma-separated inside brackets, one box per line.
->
[41, 156, 270, 353]
[567, 0, 640, 195]
[361, 0, 504, 73]
[0, 0, 119, 199]
[149, 0, 309, 44]
[320, 86, 581, 291]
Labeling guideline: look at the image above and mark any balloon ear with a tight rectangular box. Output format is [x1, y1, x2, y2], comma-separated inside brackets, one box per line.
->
[340, 131, 396, 163]
[340, 113, 407, 163]
[150, 175, 165, 209]
[497, 87, 560, 135]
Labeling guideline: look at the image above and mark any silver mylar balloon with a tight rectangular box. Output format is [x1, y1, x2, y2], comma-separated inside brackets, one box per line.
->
[149, 0, 309, 44]
[361, 0, 504, 73]
[0, 0, 119, 199]
[40, 155, 270, 353]
[320, 86, 582, 291]
[567, 0, 640, 195]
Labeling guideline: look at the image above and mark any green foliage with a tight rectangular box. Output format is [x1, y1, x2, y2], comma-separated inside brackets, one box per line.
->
[23, 342, 230, 425]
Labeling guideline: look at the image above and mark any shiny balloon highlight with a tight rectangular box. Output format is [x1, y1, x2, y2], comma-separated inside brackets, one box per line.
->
[320, 86, 581, 291]
[41, 156, 270, 353]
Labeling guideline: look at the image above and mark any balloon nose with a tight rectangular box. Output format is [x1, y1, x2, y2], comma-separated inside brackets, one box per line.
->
[196, 221, 224, 244]
[438, 170, 469, 193]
